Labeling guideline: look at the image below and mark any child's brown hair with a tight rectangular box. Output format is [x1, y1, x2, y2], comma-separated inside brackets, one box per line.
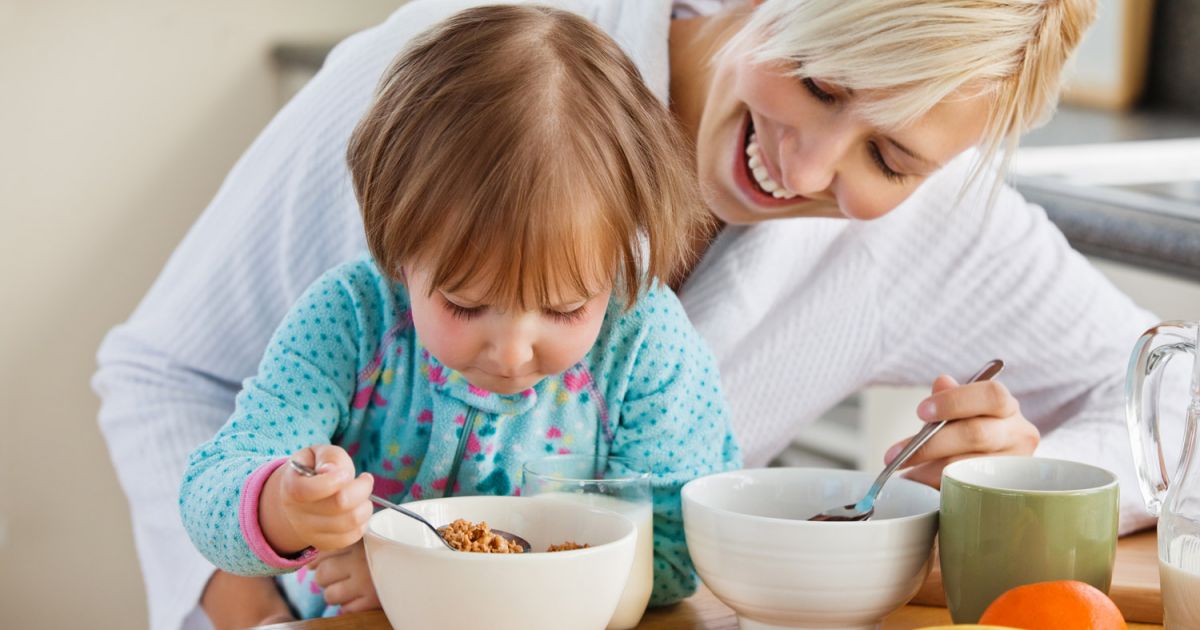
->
[348, 4, 707, 309]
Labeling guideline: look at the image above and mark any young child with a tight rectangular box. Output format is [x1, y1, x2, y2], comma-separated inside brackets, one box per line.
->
[179, 4, 740, 620]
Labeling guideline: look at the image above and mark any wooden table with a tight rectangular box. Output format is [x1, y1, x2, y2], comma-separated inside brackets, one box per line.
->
[262, 531, 1163, 630]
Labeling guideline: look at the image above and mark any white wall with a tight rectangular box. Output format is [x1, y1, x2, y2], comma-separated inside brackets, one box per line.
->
[0, 2, 401, 628]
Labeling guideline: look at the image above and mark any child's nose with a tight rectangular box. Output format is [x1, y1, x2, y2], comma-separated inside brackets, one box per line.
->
[486, 319, 536, 373]
[488, 338, 534, 374]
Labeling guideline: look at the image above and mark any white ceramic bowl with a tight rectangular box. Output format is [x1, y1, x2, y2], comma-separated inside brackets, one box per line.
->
[682, 468, 940, 630]
[364, 495, 636, 630]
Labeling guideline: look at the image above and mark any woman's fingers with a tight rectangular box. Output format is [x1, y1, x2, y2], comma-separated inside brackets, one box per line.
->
[900, 454, 977, 489]
[917, 379, 1019, 423]
[887, 416, 1016, 468]
[883, 373, 1038, 477]
[887, 414, 1039, 470]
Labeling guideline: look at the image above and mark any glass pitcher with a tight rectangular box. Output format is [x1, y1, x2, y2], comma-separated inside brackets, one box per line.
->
[1127, 321, 1200, 629]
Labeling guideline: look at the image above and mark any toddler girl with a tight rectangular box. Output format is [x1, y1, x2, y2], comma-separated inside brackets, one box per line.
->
[180, 4, 740, 620]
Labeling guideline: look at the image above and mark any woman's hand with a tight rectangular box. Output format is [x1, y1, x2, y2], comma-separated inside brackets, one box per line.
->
[261, 444, 375, 554]
[200, 570, 294, 630]
[883, 374, 1040, 488]
[309, 540, 382, 613]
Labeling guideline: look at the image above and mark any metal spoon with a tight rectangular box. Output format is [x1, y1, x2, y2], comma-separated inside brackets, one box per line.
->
[808, 359, 1005, 522]
[287, 459, 532, 552]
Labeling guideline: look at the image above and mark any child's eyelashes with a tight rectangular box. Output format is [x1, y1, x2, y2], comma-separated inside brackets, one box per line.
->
[444, 301, 484, 321]
[439, 296, 590, 324]
[545, 304, 588, 324]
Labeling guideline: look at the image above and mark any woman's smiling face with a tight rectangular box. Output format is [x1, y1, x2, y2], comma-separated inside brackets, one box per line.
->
[694, 32, 993, 224]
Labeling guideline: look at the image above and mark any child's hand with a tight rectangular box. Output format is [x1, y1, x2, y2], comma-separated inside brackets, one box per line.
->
[263, 445, 374, 553]
[884, 374, 1040, 488]
[309, 540, 382, 613]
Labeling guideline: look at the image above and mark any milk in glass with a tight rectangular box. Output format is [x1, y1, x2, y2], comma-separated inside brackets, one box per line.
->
[543, 491, 653, 630]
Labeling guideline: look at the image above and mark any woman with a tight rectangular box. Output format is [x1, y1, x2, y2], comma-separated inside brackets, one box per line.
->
[96, 1, 1146, 629]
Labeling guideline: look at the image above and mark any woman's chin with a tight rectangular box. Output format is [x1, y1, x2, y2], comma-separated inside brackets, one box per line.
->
[707, 187, 841, 224]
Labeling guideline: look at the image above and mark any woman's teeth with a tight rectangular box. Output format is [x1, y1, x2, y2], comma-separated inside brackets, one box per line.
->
[745, 134, 798, 199]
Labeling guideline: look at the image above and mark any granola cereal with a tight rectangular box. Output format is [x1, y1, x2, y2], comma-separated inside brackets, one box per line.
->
[546, 541, 591, 552]
[438, 518, 525, 553]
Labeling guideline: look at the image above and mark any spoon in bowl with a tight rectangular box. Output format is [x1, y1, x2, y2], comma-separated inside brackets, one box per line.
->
[808, 359, 1005, 522]
[287, 459, 532, 552]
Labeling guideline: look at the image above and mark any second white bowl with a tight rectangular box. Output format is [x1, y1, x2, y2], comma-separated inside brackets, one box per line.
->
[682, 468, 940, 630]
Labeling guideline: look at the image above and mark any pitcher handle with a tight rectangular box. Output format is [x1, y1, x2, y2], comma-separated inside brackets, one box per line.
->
[1126, 321, 1197, 516]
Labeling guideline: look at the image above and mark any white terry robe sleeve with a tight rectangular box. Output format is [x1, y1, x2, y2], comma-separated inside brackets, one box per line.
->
[869, 168, 1176, 536]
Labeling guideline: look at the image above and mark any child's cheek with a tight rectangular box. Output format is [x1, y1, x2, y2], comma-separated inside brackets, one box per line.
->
[424, 311, 473, 365]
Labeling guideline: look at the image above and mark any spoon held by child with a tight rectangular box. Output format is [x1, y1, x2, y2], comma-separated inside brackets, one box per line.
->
[287, 458, 532, 552]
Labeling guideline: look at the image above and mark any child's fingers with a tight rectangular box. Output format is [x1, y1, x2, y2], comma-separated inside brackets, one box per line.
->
[304, 497, 373, 540]
[301, 472, 375, 517]
[313, 556, 353, 589]
[312, 444, 356, 477]
[339, 595, 382, 614]
[285, 446, 355, 503]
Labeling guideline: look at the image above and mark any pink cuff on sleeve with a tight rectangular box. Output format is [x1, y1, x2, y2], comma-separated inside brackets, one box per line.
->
[239, 457, 318, 569]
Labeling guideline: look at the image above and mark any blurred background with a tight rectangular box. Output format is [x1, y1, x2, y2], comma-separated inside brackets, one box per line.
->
[2, 1, 1199, 628]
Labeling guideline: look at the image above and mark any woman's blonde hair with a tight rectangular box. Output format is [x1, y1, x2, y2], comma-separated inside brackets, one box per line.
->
[348, 5, 706, 309]
[729, 0, 1096, 189]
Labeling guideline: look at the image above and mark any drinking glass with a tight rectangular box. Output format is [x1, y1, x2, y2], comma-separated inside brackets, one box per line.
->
[523, 454, 652, 630]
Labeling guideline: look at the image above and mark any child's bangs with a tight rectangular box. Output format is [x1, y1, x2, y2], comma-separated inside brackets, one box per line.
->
[413, 147, 635, 312]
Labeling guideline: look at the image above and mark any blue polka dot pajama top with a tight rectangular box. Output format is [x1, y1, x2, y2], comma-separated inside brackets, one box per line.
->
[180, 255, 741, 618]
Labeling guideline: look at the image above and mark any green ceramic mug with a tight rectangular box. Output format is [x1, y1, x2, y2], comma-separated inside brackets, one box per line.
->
[939, 456, 1120, 623]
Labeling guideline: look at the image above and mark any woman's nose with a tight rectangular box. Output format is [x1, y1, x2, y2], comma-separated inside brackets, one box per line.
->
[779, 123, 854, 196]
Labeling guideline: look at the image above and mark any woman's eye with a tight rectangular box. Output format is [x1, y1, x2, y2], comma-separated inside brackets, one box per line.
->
[443, 301, 484, 321]
[545, 305, 588, 324]
[802, 78, 836, 105]
[868, 141, 906, 183]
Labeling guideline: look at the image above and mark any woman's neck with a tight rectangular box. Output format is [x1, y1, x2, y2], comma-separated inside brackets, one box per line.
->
[669, 14, 740, 291]
[668, 15, 713, 145]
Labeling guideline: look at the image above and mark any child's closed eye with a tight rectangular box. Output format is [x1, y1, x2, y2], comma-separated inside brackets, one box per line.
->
[545, 304, 588, 324]
[442, 299, 485, 321]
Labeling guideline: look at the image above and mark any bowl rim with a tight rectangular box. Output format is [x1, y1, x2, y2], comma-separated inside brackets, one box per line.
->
[365, 495, 637, 560]
[681, 467, 940, 527]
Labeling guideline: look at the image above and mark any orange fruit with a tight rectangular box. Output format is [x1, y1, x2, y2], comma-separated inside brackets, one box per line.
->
[979, 580, 1127, 630]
